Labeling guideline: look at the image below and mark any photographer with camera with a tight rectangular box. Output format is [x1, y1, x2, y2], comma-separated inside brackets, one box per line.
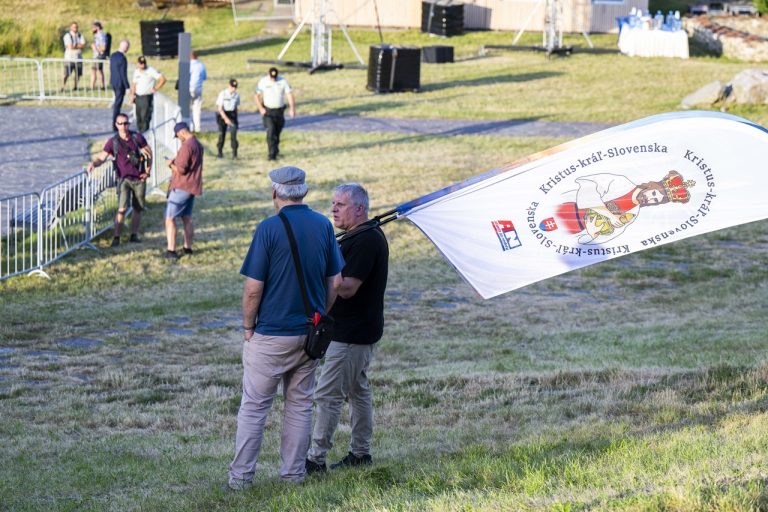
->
[88, 112, 152, 247]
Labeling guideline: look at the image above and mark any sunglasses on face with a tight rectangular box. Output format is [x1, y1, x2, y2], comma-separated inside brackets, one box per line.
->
[116, 121, 130, 125]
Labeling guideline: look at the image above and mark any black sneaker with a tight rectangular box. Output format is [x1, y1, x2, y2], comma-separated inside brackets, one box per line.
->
[329, 452, 372, 470]
[129, 233, 141, 243]
[182, 247, 193, 255]
[217, 152, 223, 158]
[162, 250, 179, 260]
[111, 237, 120, 247]
[305, 458, 327, 475]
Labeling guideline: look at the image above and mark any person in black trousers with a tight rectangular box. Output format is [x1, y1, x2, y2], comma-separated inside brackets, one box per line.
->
[254, 67, 295, 161]
[215, 79, 241, 159]
[109, 40, 130, 132]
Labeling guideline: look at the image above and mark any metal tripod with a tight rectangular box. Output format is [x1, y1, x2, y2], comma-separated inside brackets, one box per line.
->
[277, 0, 365, 72]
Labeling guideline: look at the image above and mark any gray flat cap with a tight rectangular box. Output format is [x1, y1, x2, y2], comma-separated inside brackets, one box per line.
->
[269, 166, 306, 185]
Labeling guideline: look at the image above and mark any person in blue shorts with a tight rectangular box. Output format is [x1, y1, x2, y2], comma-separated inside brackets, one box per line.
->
[163, 122, 203, 260]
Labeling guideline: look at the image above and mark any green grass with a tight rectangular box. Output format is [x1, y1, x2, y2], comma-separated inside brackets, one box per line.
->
[2, 2, 768, 510]
[2, 127, 768, 510]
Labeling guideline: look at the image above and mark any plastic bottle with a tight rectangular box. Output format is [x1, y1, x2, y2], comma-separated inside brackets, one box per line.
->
[628, 7, 638, 28]
[665, 10, 674, 30]
[654, 10, 664, 30]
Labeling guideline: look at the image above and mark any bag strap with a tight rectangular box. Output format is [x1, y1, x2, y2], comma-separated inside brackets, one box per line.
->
[278, 211, 313, 321]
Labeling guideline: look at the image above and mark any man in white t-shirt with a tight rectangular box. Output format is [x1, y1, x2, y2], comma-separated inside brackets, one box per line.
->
[254, 67, 295, 161]
[130, 55, 166, 133]
[62, 22, 86, 91]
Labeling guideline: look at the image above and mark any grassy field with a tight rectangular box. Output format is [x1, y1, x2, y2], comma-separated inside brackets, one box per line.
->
[3, 2, 768, 511]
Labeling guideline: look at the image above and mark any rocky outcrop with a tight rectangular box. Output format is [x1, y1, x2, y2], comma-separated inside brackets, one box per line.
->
[680, 69, 768, 108]
[680, 80, 727, 108]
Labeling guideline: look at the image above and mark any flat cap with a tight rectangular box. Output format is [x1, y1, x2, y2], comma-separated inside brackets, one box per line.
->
[269, 166, 305, 185]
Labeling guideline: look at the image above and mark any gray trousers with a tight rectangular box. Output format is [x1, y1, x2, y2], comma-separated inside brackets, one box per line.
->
[307, 341, 375, 464]
[229, 333, 318, 483]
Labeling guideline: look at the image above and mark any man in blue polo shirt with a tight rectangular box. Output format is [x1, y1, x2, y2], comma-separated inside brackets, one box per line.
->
[227, 166, 343, 490]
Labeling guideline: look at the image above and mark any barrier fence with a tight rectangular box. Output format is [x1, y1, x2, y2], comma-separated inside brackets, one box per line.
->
[0, 58, 182, 281]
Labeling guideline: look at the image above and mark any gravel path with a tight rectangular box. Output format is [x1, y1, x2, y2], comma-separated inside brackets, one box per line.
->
[0, 104, 614, 197]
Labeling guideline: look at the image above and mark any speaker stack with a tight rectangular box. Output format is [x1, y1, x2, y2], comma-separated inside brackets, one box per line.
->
[421, 1, 464, 37]
[422, 45, 454, 63]
[140, 20, 184, 58]
[367, 45, 421, 93]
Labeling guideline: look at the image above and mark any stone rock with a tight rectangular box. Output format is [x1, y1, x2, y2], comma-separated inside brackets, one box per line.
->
[724, 69, 768, 105]
[680, 80, 726, 108]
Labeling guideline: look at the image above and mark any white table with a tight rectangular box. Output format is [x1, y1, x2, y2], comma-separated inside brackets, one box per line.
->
[618, 29, 690, 59]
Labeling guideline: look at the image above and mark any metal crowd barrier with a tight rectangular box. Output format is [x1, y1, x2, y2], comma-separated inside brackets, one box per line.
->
[0, 56, 183, 280]
[0, 57, 44, 101]
[146, 93, 182, 192]
[0, 193, 41, 279]
[39, 57, 115, 102]
[0, 168, 118, 281]
[1, 56, 116, 103]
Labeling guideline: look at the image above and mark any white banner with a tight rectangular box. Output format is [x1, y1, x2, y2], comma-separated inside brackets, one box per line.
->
[398, 112, 768, 299]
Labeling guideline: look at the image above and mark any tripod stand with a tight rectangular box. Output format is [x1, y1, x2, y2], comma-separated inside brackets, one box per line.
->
[483, 0, 593, 57]
[276, 0, 365, 72]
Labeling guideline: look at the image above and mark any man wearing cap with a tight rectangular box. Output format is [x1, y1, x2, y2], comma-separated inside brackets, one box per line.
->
[227, 166, 343, 490]
[163, 122, 204, 260]
[215, 79, 241, 159]
[254, 67, 295, 161]
[130, 55, 166, 133]
[109, 39, 130, 131]
[90, 21, 107, 91]
[87, 112, 152, 246]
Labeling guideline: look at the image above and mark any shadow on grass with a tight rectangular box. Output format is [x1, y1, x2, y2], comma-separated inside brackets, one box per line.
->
[197, 37, 285, 58]
[421, 70, 562, 93]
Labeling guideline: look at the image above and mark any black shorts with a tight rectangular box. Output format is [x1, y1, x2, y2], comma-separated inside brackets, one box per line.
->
[64, 61, 83, 77]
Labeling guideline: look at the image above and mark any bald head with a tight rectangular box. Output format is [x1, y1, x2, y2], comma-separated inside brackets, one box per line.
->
[118, 39, 130, 53]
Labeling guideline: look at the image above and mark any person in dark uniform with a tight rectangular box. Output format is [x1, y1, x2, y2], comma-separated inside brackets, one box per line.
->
[254, 67, 295, 161]
[215, 78, 241, 159]
[109, 40, 130, 132]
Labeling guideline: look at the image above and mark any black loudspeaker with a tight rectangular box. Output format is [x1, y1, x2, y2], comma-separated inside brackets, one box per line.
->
[140, 20, 184, 58]
[367, 45, 421, 93]
[421, 1, 464, 37]
[422, 45, 454, 63]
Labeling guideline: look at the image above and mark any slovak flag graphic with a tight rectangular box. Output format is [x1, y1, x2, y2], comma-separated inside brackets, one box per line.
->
[539, 217, 558, 231]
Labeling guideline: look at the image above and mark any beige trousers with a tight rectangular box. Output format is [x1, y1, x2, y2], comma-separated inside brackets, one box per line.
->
[229, 333, 318, 483]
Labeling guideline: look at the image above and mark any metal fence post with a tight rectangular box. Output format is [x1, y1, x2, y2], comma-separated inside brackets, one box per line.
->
[36, 59, 45, 102]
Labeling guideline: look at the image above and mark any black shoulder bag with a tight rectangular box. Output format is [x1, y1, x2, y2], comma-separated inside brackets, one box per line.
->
[278, 212, 335, 360]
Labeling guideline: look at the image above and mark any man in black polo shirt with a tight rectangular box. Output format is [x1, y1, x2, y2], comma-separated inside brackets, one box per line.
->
[306, 183, 389, 473]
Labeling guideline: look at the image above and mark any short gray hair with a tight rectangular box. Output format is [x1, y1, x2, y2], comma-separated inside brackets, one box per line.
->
[335, 183, 369, 212]
[272, 181, 308, 201]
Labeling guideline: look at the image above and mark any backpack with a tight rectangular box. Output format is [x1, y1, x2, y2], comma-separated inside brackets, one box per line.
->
[104, 33, 112, 57]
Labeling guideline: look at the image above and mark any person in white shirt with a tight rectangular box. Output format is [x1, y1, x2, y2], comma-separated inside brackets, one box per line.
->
[189, 51, 207, 132]
[254, 67, 295, 161]
[130, 55, 166, 132]
[90, 21, 107, 91]
[62, 22, 85, 91]
[216, 78, 241, 159]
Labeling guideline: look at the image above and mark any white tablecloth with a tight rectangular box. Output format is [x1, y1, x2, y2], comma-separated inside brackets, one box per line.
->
[618, 29, 689, 59]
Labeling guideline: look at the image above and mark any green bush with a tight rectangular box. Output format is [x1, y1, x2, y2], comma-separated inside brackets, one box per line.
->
[756, 0, 768, 14]
[0, 18, 62, 56]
